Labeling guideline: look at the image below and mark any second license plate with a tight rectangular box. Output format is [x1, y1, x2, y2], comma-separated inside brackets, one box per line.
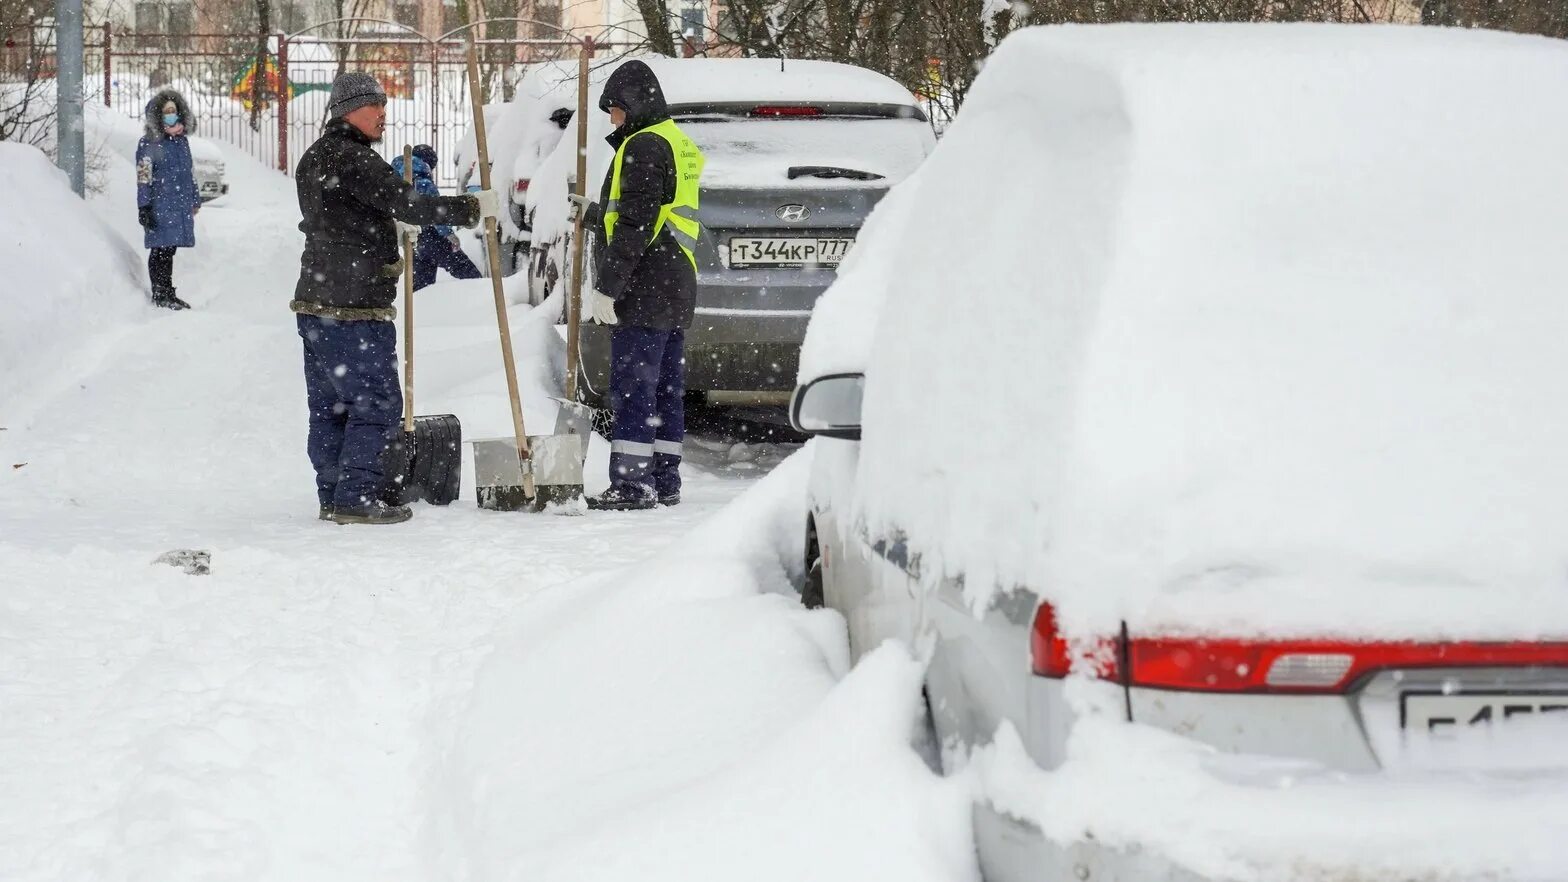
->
[728, 236, 853, 268]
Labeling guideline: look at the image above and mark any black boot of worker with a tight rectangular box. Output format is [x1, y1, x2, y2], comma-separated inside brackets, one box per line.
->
[586, 485, 657, 512]
[329, 500, 413, 525]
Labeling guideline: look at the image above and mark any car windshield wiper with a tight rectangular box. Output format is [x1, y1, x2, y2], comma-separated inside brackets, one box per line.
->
[787, 165, 885, 181]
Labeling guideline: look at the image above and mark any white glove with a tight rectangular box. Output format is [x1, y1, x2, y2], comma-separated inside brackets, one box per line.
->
[472, 188, 502, 223]
[586, 288, 619, 325]
[396, 221, 420, 241]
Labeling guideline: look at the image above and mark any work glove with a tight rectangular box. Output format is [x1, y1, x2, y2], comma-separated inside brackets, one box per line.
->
[396, 220, 421, 241]
[138, 204, 154, 229]
[586, 288, 619, 325]
[446, 234, 462, 251]
[471, 188, 502, 224]
[567, 193, 601, 227]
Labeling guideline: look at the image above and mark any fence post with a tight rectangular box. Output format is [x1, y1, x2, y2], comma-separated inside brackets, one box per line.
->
[277, 34, 289, 174]
[102, 23, 111, 107]
[429, 42, 440, 163]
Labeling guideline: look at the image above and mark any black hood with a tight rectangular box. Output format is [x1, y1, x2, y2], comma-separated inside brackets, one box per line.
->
[599, 60, 669, 136]
[144, 89, 195, 139]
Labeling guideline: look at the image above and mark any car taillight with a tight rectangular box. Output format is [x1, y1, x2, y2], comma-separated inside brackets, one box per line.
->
[1030, 603, 1120, 680]
[750, 105, 823, 117]
[1031, 602, 1568, 693]
[514, 178, 530, 193]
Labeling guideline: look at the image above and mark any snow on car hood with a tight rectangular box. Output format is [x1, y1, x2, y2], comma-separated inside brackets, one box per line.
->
[800, 23, 1568, 640]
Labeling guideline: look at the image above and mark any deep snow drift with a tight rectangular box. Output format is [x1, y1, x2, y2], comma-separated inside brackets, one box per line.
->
[0, 141, 146, 413]
[1, 116, 971, 881]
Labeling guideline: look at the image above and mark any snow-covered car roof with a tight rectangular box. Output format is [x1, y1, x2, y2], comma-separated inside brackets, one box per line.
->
[641, 57, 919, 109]
[801, 23, 1568, 641]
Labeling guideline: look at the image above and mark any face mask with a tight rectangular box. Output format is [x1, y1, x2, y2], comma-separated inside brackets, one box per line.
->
[162, 113, 180, 127]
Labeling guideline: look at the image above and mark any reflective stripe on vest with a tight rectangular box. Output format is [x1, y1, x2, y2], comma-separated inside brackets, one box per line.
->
[604, 119, 706, 271]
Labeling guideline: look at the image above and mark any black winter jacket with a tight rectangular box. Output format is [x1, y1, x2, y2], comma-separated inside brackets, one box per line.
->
[294, 119, 480, 314]
[593, 61, 696, 331]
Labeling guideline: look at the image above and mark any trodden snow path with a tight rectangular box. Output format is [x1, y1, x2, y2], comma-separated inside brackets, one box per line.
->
[1, 139, 975, 882]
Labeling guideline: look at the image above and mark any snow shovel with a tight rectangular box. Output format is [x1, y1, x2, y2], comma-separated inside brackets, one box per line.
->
[385, 143, 462, 507]
[463, 33, 562, 512]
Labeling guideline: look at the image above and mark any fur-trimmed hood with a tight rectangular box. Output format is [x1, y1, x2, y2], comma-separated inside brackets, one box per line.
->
[144, 89, 195, 139]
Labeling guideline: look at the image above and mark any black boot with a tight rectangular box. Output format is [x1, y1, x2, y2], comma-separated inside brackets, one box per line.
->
[586, 485, 657, 512]
[151, 286, 190, 310]
[329, 500, 413, 525]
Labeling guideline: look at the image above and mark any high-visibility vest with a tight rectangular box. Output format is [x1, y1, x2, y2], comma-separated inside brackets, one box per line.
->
[604, 118, 705, 272]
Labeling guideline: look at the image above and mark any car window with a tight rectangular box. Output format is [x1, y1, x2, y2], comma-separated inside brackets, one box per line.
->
[677, 116, 932, 189]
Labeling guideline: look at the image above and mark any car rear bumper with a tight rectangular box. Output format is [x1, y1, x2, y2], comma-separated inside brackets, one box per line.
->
[974, 802, 1214, 882]
[578, 303, 815, 399]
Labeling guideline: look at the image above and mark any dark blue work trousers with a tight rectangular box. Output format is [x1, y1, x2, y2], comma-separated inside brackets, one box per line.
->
[297, 314, 403, 508]
[609, 326, 685, 499]
[412, 227, 482, 291]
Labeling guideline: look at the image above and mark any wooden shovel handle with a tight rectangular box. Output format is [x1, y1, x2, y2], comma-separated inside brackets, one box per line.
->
[402, 143, 415, 434]
[466, 34, 535, 498]
[565, 40, 593, 402]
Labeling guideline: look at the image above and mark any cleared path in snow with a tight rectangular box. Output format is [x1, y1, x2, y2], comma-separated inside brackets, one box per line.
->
[1, 138, 972, 882]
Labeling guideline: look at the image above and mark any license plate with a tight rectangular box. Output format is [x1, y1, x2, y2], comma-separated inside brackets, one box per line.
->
[1402, 691, 1568, 736]
[727, 236, 853, 268]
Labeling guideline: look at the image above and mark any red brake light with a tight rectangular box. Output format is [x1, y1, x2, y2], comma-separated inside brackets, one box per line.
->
[1032, 602, 1568, 693]
[1031, 603, 1120, 680]
[750, 105, 823, 117]
[514, 178, 530, 193]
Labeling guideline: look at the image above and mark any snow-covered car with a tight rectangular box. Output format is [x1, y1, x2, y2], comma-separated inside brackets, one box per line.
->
[792, 24, 1568, 882]
[527, 57, 934, 408]
[452, 101, 503, 193]
[452, 70, 582, 278]
[189, 136, 227, 203]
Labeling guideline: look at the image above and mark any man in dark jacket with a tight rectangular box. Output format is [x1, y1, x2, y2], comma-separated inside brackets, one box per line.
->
[293, 71, 501, 525]
[582, 60, 705, 511]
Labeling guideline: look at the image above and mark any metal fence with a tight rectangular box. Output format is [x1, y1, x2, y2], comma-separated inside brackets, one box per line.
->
[4, 20, 630, 189]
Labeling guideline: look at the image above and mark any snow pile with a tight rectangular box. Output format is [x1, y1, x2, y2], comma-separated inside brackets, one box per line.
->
[800, 23, 1568, 640]
[506, 61, 587, 191]
[432, 451, 977, 882]
[0, 141, 145, 413]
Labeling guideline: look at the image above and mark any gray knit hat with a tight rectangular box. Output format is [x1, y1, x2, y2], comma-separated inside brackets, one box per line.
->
[328, 71, 387, 120]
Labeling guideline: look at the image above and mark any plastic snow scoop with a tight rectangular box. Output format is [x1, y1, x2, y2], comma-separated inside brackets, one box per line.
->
[385, 144, 462, 507]
[465, 33, 539, 511]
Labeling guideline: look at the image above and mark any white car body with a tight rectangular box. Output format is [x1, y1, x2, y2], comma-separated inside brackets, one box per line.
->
[792, 24, 1568, 882]
[189, 136, 227, 203]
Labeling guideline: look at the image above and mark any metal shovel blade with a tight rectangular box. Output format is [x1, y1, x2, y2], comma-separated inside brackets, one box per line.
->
[551, 397, 594, 439]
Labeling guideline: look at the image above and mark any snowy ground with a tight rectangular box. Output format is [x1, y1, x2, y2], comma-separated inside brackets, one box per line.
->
[0, 136, 973, 880]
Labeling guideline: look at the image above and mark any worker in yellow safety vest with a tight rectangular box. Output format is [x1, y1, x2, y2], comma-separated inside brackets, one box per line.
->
[579, 60, 706, 512]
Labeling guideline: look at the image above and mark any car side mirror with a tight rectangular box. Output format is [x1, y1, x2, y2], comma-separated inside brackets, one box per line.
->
[790, 373, 864, 440]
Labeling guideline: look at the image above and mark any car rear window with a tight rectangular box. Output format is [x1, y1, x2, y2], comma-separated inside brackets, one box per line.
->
[674, 114, 933, 189]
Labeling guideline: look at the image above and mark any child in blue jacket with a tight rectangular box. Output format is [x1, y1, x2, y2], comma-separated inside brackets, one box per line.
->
[390, 145, 482, 290]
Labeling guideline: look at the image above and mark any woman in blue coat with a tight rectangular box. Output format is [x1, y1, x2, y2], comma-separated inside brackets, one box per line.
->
[136, 89, 200, 310]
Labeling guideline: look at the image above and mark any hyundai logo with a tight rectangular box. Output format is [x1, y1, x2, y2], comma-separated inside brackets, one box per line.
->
[776, 204, 811, 223]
